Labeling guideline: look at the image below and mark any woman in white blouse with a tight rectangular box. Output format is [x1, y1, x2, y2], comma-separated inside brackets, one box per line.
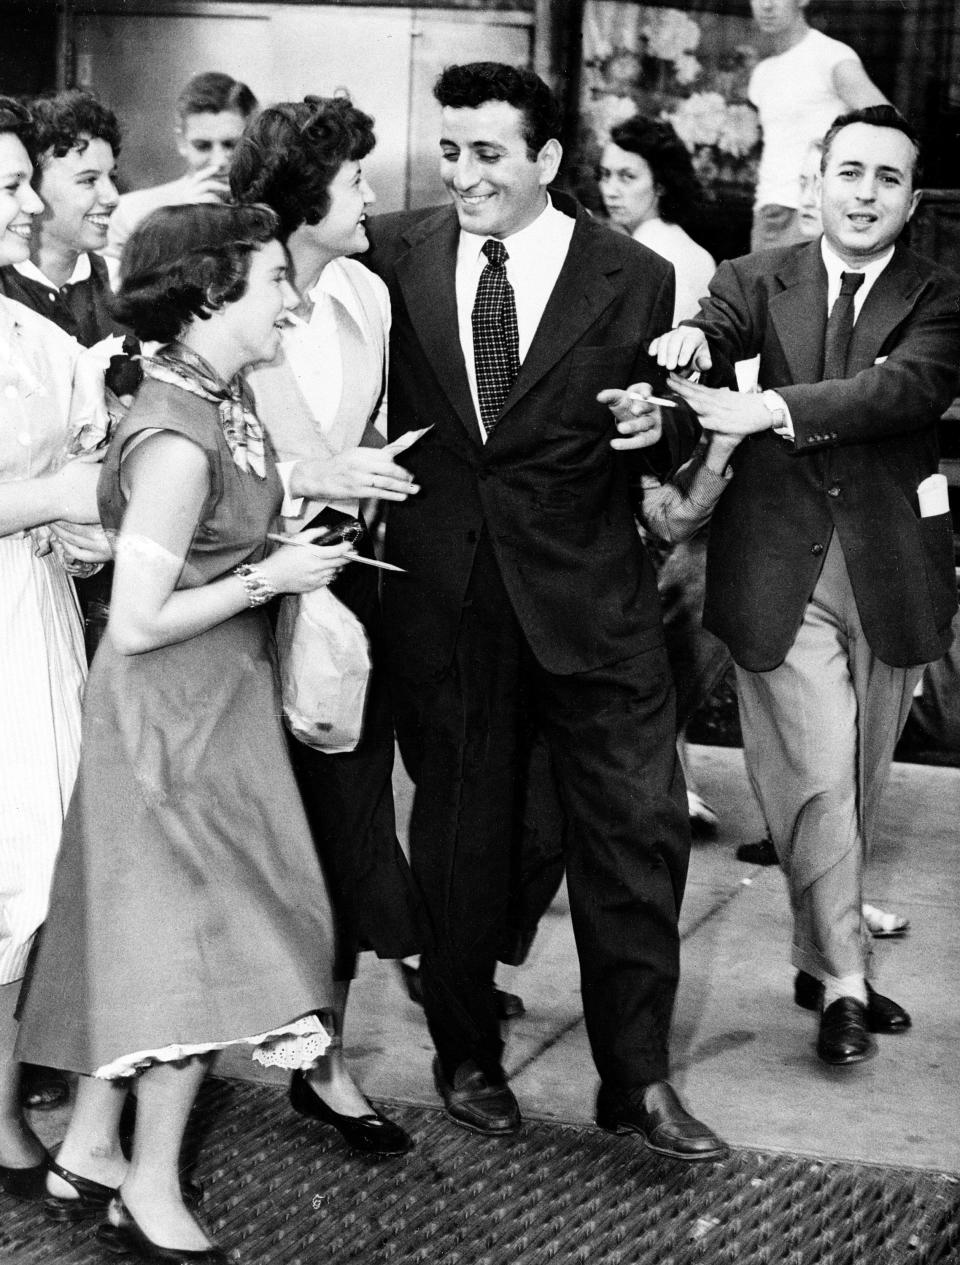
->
[0, 96, 112, 1198]
[598, 116, 716, 324]
[231, 97, 423, 1159]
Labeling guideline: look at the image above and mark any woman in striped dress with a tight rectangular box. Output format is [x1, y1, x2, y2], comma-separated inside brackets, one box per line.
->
[0, 97, 111, 1196]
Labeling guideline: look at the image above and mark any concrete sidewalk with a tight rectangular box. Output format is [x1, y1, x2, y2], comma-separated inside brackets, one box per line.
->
[217, 745, 960, 1173]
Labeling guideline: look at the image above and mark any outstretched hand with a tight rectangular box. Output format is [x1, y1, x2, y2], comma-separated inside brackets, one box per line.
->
[650, 327, 712, 375]
[291, 445, 420, 503]
[666, 373, 774, 436]
[598, 384, 663, 451]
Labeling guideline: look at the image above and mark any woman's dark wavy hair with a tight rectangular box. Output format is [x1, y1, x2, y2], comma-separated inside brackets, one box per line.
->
[229, 95, 375, 241]
[111, 202, 278, 344]
[433, 62, 560, 159]
[605, 116, 702, 228]
[0, 95, 38, 163]
[30, 89, 121, 162]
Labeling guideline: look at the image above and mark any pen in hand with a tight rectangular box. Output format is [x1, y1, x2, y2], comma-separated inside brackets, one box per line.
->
[266, 533, 407, 573]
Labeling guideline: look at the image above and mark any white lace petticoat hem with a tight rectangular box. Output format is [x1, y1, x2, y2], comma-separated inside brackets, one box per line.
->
[93, 1013, 332, 1079]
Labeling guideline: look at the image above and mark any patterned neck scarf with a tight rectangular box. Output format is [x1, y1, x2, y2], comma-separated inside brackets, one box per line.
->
[141, 342, 266, 479]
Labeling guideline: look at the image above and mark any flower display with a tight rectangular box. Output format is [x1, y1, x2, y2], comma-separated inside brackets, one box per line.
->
[580, 3, 762, 199]
[641, 8, 700, 64]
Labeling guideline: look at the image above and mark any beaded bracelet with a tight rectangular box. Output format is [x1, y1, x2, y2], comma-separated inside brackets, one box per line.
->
[234, 563, 277, 608]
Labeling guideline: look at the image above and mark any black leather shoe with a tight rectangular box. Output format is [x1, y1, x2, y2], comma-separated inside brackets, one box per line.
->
[45, 1159, 203, 1223]
[289, 1070, 412, 1157]
[399, 963, 524, 1020]
[96, 1197, 226, 1263]
[817, 997, 877, 1065]
[0, 1153, 49, 1200]
[735, 837, 779, 865]
[596, 1081, 728, 1162]
[794, 973, 911, 1033]
[21, 1065, 69, 1112]
[432, 1058, 521, 1135]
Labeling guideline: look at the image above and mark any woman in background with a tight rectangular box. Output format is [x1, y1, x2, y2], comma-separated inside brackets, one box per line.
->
[598, 115, 716, 324]
[598, 113, 723, 835]
[231, 95, 423, 1159]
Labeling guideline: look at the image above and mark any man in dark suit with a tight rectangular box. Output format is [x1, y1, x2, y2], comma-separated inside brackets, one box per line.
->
[654, 105, 960, 1066]
[365, 62, 727, 1160]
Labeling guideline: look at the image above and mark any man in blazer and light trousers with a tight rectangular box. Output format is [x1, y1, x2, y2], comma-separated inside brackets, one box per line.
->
[654, 105, 960, 1067]
[366, 62, 728, 1160]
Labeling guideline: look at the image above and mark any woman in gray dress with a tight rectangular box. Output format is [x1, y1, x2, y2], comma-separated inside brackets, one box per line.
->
[17, 203, 353, 1262]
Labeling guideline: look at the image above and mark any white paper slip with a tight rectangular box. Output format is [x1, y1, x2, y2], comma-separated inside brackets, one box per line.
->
[918, 472, 949, 517]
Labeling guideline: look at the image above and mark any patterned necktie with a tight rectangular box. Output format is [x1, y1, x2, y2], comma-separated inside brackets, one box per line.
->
[822, 270, 865, 380]
[472, 238, 521, 435]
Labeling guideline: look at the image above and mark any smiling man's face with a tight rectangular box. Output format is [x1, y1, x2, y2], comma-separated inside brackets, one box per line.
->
[439, 99, 560, 240]
[819, 122, 920, 267]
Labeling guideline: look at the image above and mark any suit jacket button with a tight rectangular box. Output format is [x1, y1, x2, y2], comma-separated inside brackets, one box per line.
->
[811, 542, 824, 556]
[827, 484, 841, 497]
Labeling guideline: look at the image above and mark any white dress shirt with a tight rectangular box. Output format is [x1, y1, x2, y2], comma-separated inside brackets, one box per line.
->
[770, 238, 895, 439]
[455, 198, 575, 442]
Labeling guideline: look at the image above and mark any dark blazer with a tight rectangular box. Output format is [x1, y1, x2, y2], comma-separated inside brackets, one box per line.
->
[364, 192, 699, 681]
[692, 240, 960, 672]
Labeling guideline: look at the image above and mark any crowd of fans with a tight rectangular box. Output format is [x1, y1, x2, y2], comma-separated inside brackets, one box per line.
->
[0, 2, 957, 1259]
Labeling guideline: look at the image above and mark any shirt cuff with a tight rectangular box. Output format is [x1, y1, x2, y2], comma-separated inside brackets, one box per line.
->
[276, 461, 305, 519]
[764, 391, 795, 442]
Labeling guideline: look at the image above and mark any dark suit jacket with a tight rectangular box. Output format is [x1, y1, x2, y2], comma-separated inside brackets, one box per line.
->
[691, 240, 960, 672]
[364, 193, 699, 681]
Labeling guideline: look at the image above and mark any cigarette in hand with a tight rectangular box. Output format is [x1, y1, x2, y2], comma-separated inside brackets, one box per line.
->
[627, 393, 677, 408]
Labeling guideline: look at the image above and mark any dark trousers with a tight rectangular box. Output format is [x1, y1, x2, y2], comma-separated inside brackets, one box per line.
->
[287, 511, 427, 979]
[392, 536, 689, 1091]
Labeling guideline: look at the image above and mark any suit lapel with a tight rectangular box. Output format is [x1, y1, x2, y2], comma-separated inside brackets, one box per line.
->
[394, 200, 624, 444]
[491, 206, 622, 435]
[846, 246, 925, 374]
[768, 243, 828, 384]
[395, 209, 479, 443]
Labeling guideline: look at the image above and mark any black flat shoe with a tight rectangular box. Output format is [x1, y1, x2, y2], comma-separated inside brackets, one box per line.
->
[45, 1159, 204, 1223]
[596, 1081, 728, 1162]
[96, 1197, 226, 1263]
[432, 1058, 521, 1136]
[289, 1070, 413, 1157]
[794, 973, 911, 1034]
[817, 997, 877, 1066]
[0, 1153, 49, 1200]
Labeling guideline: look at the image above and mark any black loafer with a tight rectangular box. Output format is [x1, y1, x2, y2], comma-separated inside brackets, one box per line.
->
[596, 1081, 728, 1162]
[817, 997, 877, 1065]
[0, 1154, 49, 1200]
[794, 973, 911, 1034]
[432, 1058, 521, 1135]
[289, 1070, 412, 1157]
[400, 964, 524, 1021]
[45, 1159, 203, 1223]
[96, 1197, 226, 1263]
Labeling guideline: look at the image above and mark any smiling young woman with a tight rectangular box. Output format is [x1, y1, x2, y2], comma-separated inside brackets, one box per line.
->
[14, 201, 358, 1263]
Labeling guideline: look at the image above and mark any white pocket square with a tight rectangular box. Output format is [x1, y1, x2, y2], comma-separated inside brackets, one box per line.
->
[873, 356, 888, 365]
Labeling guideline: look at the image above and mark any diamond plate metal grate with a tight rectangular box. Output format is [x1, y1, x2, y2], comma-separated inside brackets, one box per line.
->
[2, 1078, 958, 1264]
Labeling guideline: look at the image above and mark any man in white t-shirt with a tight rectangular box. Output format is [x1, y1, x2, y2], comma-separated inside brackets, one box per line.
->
[748, 0, 885, 250]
